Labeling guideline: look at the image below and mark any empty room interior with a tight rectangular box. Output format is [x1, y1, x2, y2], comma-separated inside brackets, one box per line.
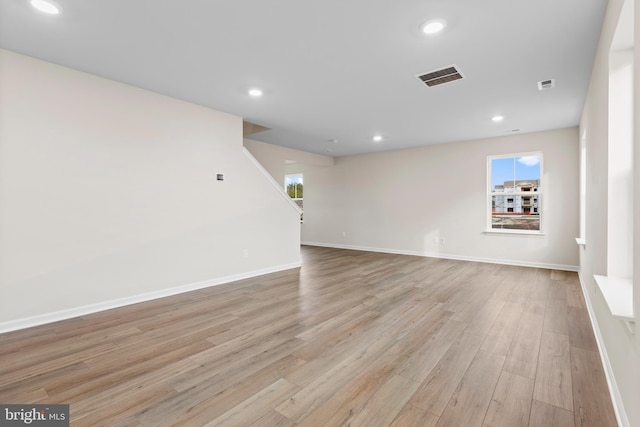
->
[0, 0, 639, 426]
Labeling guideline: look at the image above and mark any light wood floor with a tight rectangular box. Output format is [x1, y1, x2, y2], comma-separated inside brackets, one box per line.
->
[0, 246, 617, 426]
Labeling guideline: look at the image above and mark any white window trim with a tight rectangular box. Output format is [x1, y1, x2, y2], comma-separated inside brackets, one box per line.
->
[285, 173, 304, 223]
[486, 152, 544, 235]
[284, 173, 304, 199]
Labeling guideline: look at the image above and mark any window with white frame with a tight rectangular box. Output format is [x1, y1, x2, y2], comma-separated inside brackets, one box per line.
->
[285, 173, 303, 210]
[488, 153, 542, 233]
[592, 0, 634, 333]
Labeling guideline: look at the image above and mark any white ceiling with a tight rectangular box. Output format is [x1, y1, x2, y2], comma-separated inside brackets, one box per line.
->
[0, 0, 608, 157]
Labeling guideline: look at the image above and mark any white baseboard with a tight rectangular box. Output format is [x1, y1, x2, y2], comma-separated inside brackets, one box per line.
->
[0, 262, 301, 334]
[577, 272, 630, 427]
[301, 241, 579, 272]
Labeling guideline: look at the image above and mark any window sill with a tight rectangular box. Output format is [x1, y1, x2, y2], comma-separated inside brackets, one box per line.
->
[594, 275, 635, 334]
[575, 237, 586, 247]
[483, 230, 545, 237]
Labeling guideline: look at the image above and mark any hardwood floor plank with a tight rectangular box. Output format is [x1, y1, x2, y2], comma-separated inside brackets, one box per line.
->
[504, 269, 536, 312]
[142, 354, 305, 426]
[295, 327, 429, 427]
[490, 278, 517, 302]
[275, 333, 396, 422]
[284, 324, 381, 388]
[435, 350, 505, 427]
[379, 300, 442, 339]
[389, 403, 439, 427]
[295, 309, 381, 361]
[446, 285, 490, 322]
[0, 362, 88, 403]
[1, 324, 140, 361]
[551, 270, 570, 281]
[543, 292, 570, 335]
[44, 340, 214, 403]
[108, 417, 146, 427]
[395, 318, 467, 383]
[348, 374, 421, 427]
[529, 399, 575, 427]
[524, 271, 550, 315]
[462, 298, 505, 337]
[205, 306, 303, 346]
[295, 299, 376, 341]
[0, 386, 48, 404]
[566, 279, 586, 308]
[204, 378, 299, 427]
[533, 331, 573, 411]
[169, 336, 304, 394]
[0, 247, 616, 427]
[483, 371, 534, 427]
[0, 343, 118, 387]
[480, 303, 522, 356]
[0, 327, 57, 355]
[67, 358, 198, 422]
[503, 311, 544, 379]
[132, 299, 242, 332]
[567, 307, 598, 351]
[547, 279, 568, 304]
[571, 346, 617, 427]
[407, 331, 485, 416]
[72, 384, 177, 427]
[248, 410, 296, 427]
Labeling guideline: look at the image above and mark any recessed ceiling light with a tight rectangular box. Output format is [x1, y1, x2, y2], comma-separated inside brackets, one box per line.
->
[373, 135, 383, 142]
[421, 19, 446, 35]
[329, 138, 339, 143]
[248, 88, 263, 97]
[491, 115, 504, 122]
[30, 0, 60, 14]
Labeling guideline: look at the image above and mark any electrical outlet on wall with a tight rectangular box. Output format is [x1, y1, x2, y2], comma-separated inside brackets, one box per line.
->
[439, 237, 446, 244]
[342, 231, 346, 238]
[242, 249, 249, 258]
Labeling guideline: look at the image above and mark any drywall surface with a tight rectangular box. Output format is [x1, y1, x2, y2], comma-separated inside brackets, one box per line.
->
[579, 0, 639, 424]
[0, 50, 301, 326]
[294, 128, 579, 269]
[244, 138, 334, 186]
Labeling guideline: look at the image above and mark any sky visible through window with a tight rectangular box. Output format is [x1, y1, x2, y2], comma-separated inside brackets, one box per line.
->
[491, 156, 540, 191]
[285, 175, 303, 186]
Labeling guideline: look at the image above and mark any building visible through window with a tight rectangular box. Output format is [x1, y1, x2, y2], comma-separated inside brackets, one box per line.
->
[488, 154, 542, 232]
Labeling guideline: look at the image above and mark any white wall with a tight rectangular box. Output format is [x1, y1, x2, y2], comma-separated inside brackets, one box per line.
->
[635, 0, 640, 374]
[243, 138, 334, 186]
[0, 50, 301, 330]
[579, 0, 639, 424]
[310, 129, 579, 269]
[248, 129, 579, 270]
[608, 48, 634, 278]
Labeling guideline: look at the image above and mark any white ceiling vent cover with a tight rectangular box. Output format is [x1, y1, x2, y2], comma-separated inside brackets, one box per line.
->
[416, 65, 464, 87]
[537, 79, 555, 90]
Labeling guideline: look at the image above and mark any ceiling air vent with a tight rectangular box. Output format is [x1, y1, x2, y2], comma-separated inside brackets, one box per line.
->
[537, 79, 555, 90]
[416, 65, 464, 87]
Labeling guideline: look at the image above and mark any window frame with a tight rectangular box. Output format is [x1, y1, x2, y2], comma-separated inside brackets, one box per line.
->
[285, 173, 304, 223]
[486, 152, 544, 235]
[284, 173, 304, 201]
